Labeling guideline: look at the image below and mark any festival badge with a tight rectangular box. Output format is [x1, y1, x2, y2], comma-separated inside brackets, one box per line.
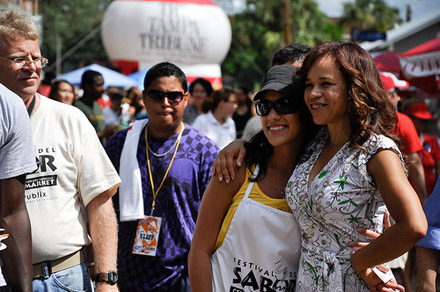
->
[132, 216, 162, 256]
[0, 229, 9, 251]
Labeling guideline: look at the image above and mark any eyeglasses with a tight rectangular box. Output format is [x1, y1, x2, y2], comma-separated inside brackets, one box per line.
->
[255, 98, 299, 116]
[0, 56, 48, 68]
[147, 90, 185, 104]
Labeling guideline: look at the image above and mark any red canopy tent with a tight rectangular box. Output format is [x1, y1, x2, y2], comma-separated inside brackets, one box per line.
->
[373, 51, 401, 74]
[400, 38, 440, 96]
[372, 39, 440, 97]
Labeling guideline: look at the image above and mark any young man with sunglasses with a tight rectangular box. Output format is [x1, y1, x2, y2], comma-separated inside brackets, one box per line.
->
[105, 62, 219, 291]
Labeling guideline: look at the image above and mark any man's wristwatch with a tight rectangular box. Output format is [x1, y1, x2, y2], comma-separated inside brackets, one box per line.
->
[95, 270, 118, 285]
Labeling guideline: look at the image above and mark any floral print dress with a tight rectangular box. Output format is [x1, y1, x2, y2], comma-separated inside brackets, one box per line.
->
[285, 130, 404, 292]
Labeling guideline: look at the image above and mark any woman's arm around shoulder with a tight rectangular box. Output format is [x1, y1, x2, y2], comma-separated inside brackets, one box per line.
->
[351, 148, 427, 273]
[189, 164, 247, 292]
[212, 139, 247, 183]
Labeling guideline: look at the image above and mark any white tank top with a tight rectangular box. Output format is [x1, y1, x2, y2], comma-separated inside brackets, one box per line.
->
[211, 165, 301, 292]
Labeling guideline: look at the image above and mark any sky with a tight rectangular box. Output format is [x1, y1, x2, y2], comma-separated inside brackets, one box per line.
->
[315, 0, 440, 19]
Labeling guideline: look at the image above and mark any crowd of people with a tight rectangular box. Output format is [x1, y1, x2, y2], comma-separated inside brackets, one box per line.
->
[1, 8, 440, 292]
[44, 73, 255, 151]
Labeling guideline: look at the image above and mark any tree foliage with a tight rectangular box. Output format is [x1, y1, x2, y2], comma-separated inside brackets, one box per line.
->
[221, 0, 343, 89]
[339, 0, 402, 32]
[39, 0, 113, 73]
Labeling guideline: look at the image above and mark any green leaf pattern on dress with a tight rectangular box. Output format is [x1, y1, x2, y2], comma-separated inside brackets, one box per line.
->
[284, 131, 406, 291]
[305, 261, 319, 286]
[333, 175, 347, 190]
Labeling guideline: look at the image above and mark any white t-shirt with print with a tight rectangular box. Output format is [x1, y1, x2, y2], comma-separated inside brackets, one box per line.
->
[27, 96, 121, 264]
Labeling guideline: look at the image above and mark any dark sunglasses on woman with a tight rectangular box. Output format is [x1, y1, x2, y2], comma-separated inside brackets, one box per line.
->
[255, 97, 299, 116]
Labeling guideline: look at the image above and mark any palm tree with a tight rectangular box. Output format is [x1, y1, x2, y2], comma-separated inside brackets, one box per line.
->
[221, 0, 343, 88]
[339, 0, 402, 39]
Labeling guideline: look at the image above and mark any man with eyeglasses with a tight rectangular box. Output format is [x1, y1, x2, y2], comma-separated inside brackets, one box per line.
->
[105, 62, 219, 291]
[0, 9, 121, 291]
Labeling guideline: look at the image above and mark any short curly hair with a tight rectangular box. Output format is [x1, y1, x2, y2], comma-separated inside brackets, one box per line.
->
[143, 62, 187, 93]
[0, 9, 39, 49]
[296, 41, 398, 149]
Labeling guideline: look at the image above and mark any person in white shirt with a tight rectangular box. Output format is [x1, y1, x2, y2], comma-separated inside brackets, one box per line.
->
[0, 9, 121, 291]
[103, 91, 123, 127]
[193, 87, 237, 149]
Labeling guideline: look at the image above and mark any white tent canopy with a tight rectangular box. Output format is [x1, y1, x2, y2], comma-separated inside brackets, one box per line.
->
[56, 64, 138, 89]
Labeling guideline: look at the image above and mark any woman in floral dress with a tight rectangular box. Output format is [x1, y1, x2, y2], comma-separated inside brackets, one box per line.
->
[283, 42, 427, 291]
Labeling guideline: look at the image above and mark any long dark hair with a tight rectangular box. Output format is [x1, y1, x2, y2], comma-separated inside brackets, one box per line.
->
[296, 41, 398, 149]
[49, 80, 75, 105]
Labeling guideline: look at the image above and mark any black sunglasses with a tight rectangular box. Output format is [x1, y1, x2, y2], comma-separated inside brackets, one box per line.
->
[147, 90, 185, 104]
[255, 98, 299, 116]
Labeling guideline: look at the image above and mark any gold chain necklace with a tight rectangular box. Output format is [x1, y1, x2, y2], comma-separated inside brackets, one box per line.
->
[146, 122, 184, 157]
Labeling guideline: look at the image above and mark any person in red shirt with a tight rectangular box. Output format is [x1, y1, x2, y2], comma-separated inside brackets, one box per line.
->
[403, 101, 440, 196]
[380, 72, 426, 292]
[380, 72, 427, 203]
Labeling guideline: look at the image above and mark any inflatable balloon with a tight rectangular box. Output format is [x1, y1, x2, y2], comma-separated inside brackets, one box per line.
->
[101, 0, 232, 87]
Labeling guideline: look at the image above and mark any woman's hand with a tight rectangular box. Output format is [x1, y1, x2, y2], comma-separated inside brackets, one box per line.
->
[351, 212, 404, 291]
[212, 139, 246, 183]
[350, 212, 390, 250]
[355, 267, 405, 292]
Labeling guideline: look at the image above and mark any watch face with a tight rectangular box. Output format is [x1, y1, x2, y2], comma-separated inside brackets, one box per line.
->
[109, 271, 118, 284]
[97, 270, 118, 285]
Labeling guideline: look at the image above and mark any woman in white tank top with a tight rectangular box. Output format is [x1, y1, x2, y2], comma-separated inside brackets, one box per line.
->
[188, 65, 319, 292]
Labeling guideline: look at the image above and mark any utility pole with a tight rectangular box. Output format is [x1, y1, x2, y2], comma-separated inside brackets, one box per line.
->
[33, 0, 38, 14]
[284, 0, 291, 46]
[56, 33, 62, 76]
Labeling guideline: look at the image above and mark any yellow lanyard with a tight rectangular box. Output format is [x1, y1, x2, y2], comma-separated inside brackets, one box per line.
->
[145, 122, 185, 216]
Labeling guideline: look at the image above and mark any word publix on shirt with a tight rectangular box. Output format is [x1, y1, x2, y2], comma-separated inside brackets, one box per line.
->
[230, 257, 295, 292]
[25, 191, 47, 200]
